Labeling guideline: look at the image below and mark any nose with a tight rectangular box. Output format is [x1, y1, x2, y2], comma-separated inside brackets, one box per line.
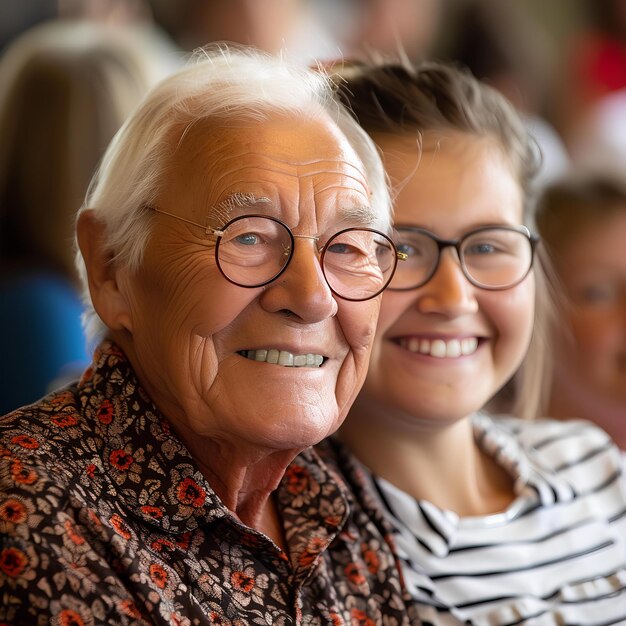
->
[415, 247, 478, 317]
[259, 237, 338, 322]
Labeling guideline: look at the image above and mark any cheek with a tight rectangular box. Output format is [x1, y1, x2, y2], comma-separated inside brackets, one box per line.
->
[338, 299, 381, 358]
[488, 279, 535, 362]
[128, 257, 257, 346]
[377, 292, 411, 334]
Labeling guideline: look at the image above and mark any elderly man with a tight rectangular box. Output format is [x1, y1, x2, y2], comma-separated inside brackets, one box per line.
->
[0, 48, 413, 624]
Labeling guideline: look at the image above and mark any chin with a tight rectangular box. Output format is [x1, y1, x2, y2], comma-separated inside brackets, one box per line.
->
[263, 411, 341, 450]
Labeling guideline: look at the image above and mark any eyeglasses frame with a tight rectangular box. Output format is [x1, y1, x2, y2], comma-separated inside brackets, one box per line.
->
[148, 205, 405, 301]
[390, 224, 540, 291]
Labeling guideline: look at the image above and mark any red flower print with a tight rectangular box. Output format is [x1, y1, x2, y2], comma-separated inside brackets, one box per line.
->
[363, 548, 379, 574]
[58, 609, 85, 626]
[231, 570, 255, 593]
[298, 536, 326, 568]
[324, 514, 342, 527]
[0, 547, 29, 577]
[87, 509, 102, 530]
[85, 464, 96, 479]
[64, 520, 85, 546]
[176, 477, 206, 507]
[350, 609, 376, 626]
[140, 505, 163, 519]
[109, 514, 131, 540]
[10, 460, 37, 485]
[150, 538, 174, 552]
[160, 419, 171, 435]
[344, 562, 366, 585]
[149, 563, 168, 589]
[10, 435, 39, 449]
[285, 465, 309, 494]
[51, 414, 78, 428]
[109, 449, 133, 471]
[118, 599, 142, 619]
[0, 499, 27, 524]
[48, 390, 74, 408]
[329, 613, 344, 626]
[175, 531, 191, 550]
[97, 400, 114, 425]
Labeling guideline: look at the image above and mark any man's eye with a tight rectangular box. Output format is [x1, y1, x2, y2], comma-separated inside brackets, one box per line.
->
[326, 242, 350, 254]
[234, 233, 262, 245]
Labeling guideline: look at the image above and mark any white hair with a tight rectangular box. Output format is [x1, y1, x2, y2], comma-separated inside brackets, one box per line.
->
[76, 45, 392, 345]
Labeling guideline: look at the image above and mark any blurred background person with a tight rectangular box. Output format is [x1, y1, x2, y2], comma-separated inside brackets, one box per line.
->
[536, 174, 626, 446]
[551, 0, 626, 158]
[325, 0, 446, 62]
[146, 0, 341, 65]
[0, 19, 168, 413]
[442, 0, 569, 193]
[565, 86, 626, 177]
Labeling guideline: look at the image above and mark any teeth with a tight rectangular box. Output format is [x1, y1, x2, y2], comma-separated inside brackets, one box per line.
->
[399, 337, 479, 359]
[446, 339, 461, 358]
[461, 337, 478, 355]
[240, 349, 324, 368]
[431, 339, 446, 358]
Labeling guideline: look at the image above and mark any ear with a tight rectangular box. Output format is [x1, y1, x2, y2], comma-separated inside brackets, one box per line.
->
[76, 210, 134, 333]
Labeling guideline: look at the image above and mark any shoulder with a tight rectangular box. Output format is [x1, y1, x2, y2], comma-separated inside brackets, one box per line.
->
[488, 415, 623, 489]
[494, 414, 613, 453]
[1, 387, 97, 496]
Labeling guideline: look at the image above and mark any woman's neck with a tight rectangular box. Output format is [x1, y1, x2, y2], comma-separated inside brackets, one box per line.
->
[339, 408, 515, 517]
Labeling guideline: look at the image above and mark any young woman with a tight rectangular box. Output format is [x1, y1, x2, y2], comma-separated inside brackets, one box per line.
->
[536, 174, 626, 446]
[331, 61, 626, 624]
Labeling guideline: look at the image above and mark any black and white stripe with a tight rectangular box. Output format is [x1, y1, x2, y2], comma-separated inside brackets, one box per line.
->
[372, 415, 626, 625]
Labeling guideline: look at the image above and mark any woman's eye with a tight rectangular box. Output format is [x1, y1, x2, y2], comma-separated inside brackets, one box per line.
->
[466, 242, 496, 255]
[397, 243, 416, 257]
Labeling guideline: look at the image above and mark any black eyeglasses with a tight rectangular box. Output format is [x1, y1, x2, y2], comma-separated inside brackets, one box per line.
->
[390, 225, 539, 291]
[149, 207, 404, 301]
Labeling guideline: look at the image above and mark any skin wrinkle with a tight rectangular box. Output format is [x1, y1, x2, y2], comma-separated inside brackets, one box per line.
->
[104, 113, 379, 533]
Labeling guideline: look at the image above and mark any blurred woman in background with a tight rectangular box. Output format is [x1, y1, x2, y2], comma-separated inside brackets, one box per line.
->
[0, 19, 167, 412]
[536, 174, 626, 443]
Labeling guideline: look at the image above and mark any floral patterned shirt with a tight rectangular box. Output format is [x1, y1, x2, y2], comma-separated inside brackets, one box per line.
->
[0, 341, 415, 625]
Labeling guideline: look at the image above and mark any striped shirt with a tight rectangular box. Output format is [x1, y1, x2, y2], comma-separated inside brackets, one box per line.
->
[369, 414, 626, 625]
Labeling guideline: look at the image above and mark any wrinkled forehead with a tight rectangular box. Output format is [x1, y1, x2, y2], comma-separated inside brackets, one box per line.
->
[159, 112, 379, 231]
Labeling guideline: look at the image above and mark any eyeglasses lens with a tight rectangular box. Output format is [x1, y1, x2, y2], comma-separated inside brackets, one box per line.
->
[390, 231, 439, 289]
[322, 229, 397, 300]
[216, 216, 396, 300]
[391, 227, 532, 290]
[216, 216, 292, 286]
[461, 229, 532, 289]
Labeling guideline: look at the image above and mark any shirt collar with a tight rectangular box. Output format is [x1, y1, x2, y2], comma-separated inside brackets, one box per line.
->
[77, 340, 350, 537]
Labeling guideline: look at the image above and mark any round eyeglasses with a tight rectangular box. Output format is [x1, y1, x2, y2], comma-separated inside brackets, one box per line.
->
[390, 225, 539, 291]
[150, 207, 403, 301]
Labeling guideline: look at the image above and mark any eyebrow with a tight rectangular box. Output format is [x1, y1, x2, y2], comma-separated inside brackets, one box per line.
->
[206, 192, 272, 225]
[337, 203, 380, 226]
[206, 191, 379, 229]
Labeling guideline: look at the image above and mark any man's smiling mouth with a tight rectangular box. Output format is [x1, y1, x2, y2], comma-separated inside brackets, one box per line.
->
[238, 349, 325, 367]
